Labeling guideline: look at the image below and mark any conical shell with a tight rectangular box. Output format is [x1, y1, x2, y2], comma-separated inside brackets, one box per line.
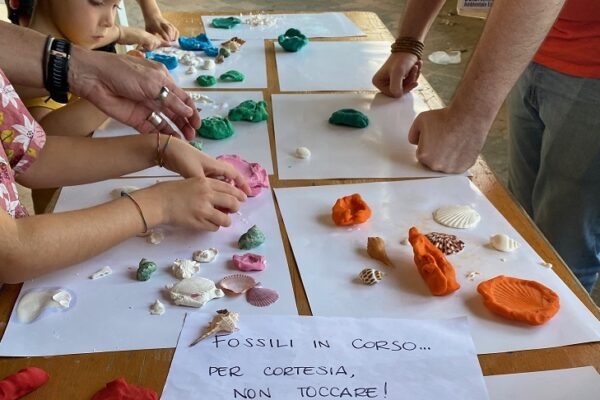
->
[219, 274, 257, 294]
[489, 234, 520, 252]
[433, 205, 481, 229]
[358, 268, 384, 285]
[246, 284, 279, 307]
[190, 309, 240, 346]
[477, 275, 560, 325]
[367, 237, 394, 267]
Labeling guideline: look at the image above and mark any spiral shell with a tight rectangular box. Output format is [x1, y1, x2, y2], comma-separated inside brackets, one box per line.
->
[358, 268, 384, 285]
[489, 234, 520, 252]
[433, 205, 481, 229]
[246, 284, 279, 307]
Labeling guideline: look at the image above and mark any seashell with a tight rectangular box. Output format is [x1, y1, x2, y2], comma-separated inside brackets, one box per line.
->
[190, 309, 240, 346]
[489, 234, 520, 252]
[233, 253, 266, 272]
[110, 185, 139, 199]
[238, 225, 266, 249]
[150, 299, 165, 315]
[367, 237, 394, 268]
[193, 248, 219, 263]
[168, 277, 224, 308]
[246, 284, 279, 307]
[185, 66, 196, 75]
[425, 232, 465, 255]
[147, 229, 165, 245]
[90, 266, 112, 280]
[201, 59, 215, 70]
[433, 205, 481, 229]
[295, 147, 311, 159]
[477, 275, 560, 325]
[137, 258, 157, 281]
[171, 259, 201, 279]
[219, 274, 257, 294]
[358, 268, 384, 285]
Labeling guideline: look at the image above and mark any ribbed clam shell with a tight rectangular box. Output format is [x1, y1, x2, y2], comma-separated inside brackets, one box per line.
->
[489, 234, 520, 252]
[219, 274, 257, 294]
[433, 205, 481, 229]
[246, 285, 279, 307]
[358, 268, 384, 285]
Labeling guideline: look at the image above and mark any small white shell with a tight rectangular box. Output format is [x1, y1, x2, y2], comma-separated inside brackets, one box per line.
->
[90, 266, 112, 280]
[147, 229, 165, 245]
[295, 147, 311, 159]
[433, 205, 481, 229]
[201, 59, 215, 70]
[150, 299, 165, 315]
[358, 268, 384, 285]
[193, 248, 218, 263]
[489, 234, 520, 252]
[185, 66, 196, 75]
[171, 259, 200, 279]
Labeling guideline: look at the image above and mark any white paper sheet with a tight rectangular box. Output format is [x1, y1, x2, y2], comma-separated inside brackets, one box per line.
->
[152, 40, 267, 89]
[276, 41, 389, 91]
[93, 91, 274, 176]
[272, 92, 454, 179]
[485, 367, 600, 400]
[202, 12, 365, 40]
[274, 177, 600, 354]
[0, 178, 297, 356]
[161, 314, 489, 400]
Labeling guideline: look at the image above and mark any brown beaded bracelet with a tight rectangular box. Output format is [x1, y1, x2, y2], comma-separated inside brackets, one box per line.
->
[391, 36, 424, 60]
[123, 192, 149, 235]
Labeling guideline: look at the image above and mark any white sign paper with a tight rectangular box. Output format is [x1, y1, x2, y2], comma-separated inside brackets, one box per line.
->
[276, 41, 390, 92]
[274, 177, 600, 354]
[161, 314, 489, 399]
[0, 178, 296, 356]
[202, 12, 365, 40]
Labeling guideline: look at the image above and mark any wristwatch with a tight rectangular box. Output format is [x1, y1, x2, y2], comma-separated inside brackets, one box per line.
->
[44, 37, 72, 104]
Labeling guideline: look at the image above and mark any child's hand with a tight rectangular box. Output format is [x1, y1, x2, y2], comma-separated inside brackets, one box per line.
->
[138, 31, 169, 51]
[146, 15, 180, 41]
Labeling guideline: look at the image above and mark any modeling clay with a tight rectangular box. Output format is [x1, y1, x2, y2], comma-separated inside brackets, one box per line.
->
[0, 367, 49, 400]
[331, 193, 372, 226]
[278, 28, 309, 52]
[197, 116, 235, 140]
[238, 225, 266, 249]
[212, 17, 242, 29]
[91, 378, 157, 400]
[329, 109, 369, 128]
[367, 237, 394, 268]
[126, 49, 145, 58]
[196, 75, 217, 87]
[204, 46, 219, 57]
[149, 54, 177, 70]
[477, 275, 560, 325]
[219, 70, 245, 82]
[228, 100, 269, 122]
[233, 253, 266, 272]
[216, 154, 269, 196]
[408, 227, 460, 296]
[136, 258, 157, 281]
[179, 33, 214, 51]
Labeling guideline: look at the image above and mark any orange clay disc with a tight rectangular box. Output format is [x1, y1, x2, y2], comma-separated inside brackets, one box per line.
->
[408, 227, 460, 296]
[331, 193, 372, 226]
[127, 49, 146, 58]
[477, 275, 560, 325]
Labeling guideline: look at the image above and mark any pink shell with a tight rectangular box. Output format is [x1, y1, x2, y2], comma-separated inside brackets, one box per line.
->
[233, 253, 266, 272]
[246, 284, 279, 307]
[219, 274, 257, 294]
[216, 154, 269, 197]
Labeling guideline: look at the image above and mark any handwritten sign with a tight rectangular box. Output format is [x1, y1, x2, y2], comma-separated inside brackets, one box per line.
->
[161, 314, 489, 399]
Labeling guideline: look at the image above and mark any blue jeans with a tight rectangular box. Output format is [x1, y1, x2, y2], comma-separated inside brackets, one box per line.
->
[508, 62, 600, 293]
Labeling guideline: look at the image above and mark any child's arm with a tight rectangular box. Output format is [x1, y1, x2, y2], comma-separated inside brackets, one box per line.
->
[28, 98, 109, 137]
[137, 0, 180, 41]
[103, 25, 168, 51]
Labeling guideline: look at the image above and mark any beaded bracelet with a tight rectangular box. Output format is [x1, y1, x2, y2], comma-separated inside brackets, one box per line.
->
[123, 192, 149, 234]
[391, 36, 424, 60]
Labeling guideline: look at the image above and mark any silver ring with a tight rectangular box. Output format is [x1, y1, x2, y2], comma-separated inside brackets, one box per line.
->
[146, 111, 163, 126]
[157, 86, 170, 103]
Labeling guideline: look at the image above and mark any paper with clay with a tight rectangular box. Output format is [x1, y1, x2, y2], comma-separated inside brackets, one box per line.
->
[484, 367, 600, 400]
[276, 41, 390, 91]
[272, 92, 457, 179]
[161, 314, 489, 399]
[0, 178, 296, 356]
[93, 91, 273, 176]
[274, 177, 600, 354]
[202, 12, 365, 40]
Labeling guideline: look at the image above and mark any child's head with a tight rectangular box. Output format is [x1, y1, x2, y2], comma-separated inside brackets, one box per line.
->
[34, 0, 121, 48]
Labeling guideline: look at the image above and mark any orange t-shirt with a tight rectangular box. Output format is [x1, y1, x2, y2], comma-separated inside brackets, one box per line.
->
[533, 0, 600, 78]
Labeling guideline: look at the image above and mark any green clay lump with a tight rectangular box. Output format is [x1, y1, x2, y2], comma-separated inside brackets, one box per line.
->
[196, 75, 217, 87]
[329, 109, 370, 128]
[197, 116, 235, 140]
[278, 28, 309, 52]
[137, 258, 157, 281]
[238, 225, 266, 250]
[212, 17, 242, 29]
[228, 100, 269, 122]
[219, 70, 245, 82]
[189, 139, 204, 151]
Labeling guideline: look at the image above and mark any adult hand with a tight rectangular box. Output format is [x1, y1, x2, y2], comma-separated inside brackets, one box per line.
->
[163, 137, 252, 196]
[373, 53, 422, 98]
[145, 15, 180, 42]
[68, 47, 199, 140]
[408, 107, 491, 173]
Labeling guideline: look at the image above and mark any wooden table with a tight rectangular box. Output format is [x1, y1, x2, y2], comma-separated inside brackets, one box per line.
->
[0, 11, 598, 398]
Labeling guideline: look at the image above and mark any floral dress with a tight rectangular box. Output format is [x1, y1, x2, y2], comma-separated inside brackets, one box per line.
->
[0, 68, 46, 218]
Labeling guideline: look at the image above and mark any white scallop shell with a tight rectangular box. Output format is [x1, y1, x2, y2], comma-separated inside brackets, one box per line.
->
[193, 248, 218, 263]
[433, 205, 481, 229]
[489, 234, 520, 252]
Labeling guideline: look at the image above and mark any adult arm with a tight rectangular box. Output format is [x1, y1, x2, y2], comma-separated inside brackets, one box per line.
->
[408, 0, 566, 173]
[137, 0, 180, 41]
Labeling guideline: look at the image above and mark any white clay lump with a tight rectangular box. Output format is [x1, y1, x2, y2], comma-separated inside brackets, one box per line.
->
[17, 289, 72, 323]
[167, 277, 224, 308]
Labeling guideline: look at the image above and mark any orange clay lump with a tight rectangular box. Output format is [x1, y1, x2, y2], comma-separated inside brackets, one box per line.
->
[477, 275, 560, 325]
[408, 227, 460, 296]
[331, 194, 372, 226]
